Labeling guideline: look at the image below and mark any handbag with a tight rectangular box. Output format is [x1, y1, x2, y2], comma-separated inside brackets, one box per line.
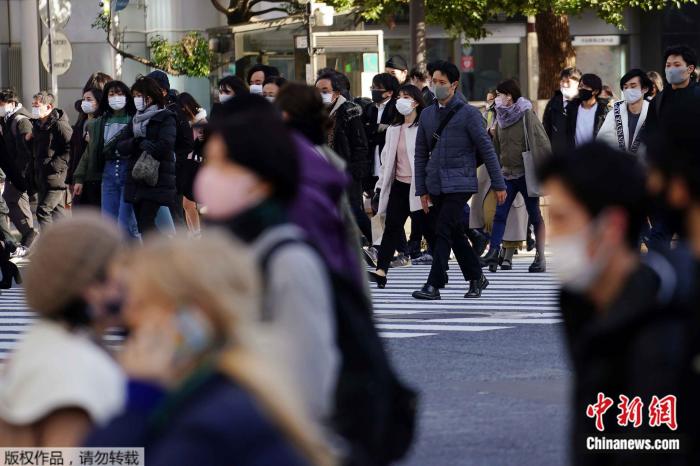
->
[132, 151, 160, 187]
[521, 117, 542, 197]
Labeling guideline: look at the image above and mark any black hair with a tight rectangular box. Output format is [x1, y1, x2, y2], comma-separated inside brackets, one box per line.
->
[246, 64, 280, 84]
[663, 44, 698, 68]
[276, 82, 330, 146]
[263, 76, 288, 88]
[496, 79, 522, 102]
[176, 92, 202, 122]
[392, 84, 425, 126]
[316, 72, 341, 92]
[619, 69, 653, 92]
[211, 98, 299, 203]
[408, 67, 429, 82]
[131, 76, 167, 108]
[83, 87, 104, 117]
[372, 73, 400, 98]
[218, 75, 249, 96]
[0, 88, 20, 104]
[560, 67, 582, 81]
[100, 80, 136, 116]
[580, 73, 603, 94]
[538, 142, 647, 248]
[427, 60, 460, 83]
[83, 72, 113, 93]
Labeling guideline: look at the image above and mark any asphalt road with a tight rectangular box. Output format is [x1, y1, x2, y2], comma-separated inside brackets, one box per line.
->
[373, 255, 573, 466]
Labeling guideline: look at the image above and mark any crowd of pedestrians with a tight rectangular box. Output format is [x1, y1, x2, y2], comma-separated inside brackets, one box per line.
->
[0, 43, 698, 465]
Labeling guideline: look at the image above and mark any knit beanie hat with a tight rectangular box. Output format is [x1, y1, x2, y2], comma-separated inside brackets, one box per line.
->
[24, 211, 123, 316]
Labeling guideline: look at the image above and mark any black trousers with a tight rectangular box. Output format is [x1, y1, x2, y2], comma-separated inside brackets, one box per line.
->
[348, 177, 373, 245]
[377, 180, 412, 271]
[426, 192, 481, 287]
[133, 199, 161, 235]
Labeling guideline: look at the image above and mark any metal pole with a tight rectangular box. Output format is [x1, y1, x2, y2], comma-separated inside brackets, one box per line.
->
[409, 0, 426, 70]
[46, 0, 58, 97]
[306, 1, 314, 83]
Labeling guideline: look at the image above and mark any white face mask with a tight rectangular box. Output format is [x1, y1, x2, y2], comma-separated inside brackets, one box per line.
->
[134, 96, 145, 112]
[548, 222, 610, 293]
[321, 92, 334, 106]
[265, 95, 275, 103]
[193, 165, 262, 220]
[219, 92, 233, 103]
[108, 95, 126, 111]
[0, 104, 10, 117]
[249, 84, 263, 95]
[31, 106, 45, 119]
[622, 88, 643, 104]
[81, 100, 96, 114]
[395, 97, 415, 116]
[561, 84, 579, 100]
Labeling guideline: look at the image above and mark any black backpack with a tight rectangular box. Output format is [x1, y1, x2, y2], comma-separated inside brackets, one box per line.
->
[261, 238, 418, 465]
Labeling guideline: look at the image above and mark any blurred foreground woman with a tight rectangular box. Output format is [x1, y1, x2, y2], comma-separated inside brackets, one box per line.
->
[0, 212, 126, 446]
[84, 231, 334, 466]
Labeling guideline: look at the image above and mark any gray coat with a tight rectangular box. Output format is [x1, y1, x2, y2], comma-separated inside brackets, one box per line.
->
[414, 96, 505, 197]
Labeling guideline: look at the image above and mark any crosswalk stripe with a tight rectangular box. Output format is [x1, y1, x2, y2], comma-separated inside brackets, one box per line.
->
[369, 255, 562, 339]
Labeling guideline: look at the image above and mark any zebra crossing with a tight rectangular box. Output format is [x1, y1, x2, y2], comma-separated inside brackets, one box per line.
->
[0, 254, 563, 361]
[371, 253, 563, 339]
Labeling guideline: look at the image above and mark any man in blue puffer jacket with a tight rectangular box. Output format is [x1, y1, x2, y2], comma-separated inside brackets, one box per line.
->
[413, 60, 507, 300]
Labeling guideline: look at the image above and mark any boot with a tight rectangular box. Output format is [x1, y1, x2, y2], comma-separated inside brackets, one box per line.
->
[501, 248, 515, 270]
[529, 232, 546, 273]
[0, 242, 22, 289]
[466, 229, 488, 257]
[526, 225, 535, 252]
[480, 246, 501, 273]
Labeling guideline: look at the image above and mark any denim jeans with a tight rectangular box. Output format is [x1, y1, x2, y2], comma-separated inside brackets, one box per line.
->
[490, 176, 543, 249]
[101, 159, 140, 239]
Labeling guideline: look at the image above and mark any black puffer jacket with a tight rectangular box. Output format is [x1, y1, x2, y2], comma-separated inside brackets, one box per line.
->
[166, 101, 194, 195]
[32, 108, 73, 191]
[328, 100, 369, 181]
[117, 108, 177, 205]
[0, 106, 34, 192]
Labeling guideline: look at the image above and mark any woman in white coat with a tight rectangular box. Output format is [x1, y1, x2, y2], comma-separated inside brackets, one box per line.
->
[369, 85, 425, 288]
[596, 69, 651, 157]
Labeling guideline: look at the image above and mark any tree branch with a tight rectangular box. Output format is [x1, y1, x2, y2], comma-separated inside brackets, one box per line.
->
[104, 9, 182, 75]
[210, 0, 233, 14]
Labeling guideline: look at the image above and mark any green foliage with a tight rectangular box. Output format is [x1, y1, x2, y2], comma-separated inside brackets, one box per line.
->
[91, 11, 110, 32]
[332, 0, 699, 38]
[149, 33, 212, 77]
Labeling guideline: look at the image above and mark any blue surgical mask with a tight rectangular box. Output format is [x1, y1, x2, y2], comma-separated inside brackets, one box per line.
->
[665, 66, 689, 85]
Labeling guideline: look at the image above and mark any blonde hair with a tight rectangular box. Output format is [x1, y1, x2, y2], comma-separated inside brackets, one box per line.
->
[124, 229, 335, 466]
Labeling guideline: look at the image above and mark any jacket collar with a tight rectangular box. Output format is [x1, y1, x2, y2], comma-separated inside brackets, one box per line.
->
[329, 95, 347, 117]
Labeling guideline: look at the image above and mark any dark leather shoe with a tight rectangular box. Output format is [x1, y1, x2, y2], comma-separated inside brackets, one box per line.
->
[529, 251, 546, 273]
[412, 284, 441, 300]
[464, 275, 489, 298]
[368, 271, 387, 289]
[479, 246, 500, 269]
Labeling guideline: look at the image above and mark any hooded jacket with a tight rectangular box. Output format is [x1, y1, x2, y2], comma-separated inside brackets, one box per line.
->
[327, 98, 369, 181]
[32, 108, 73, 191]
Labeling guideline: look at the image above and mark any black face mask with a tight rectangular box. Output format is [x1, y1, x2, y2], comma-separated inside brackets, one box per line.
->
[371, 90, 387, 103]
[578, 89, 594, 101]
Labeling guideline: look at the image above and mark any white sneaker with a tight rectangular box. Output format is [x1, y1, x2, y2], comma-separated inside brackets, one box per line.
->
[10, 245, 29, 259]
